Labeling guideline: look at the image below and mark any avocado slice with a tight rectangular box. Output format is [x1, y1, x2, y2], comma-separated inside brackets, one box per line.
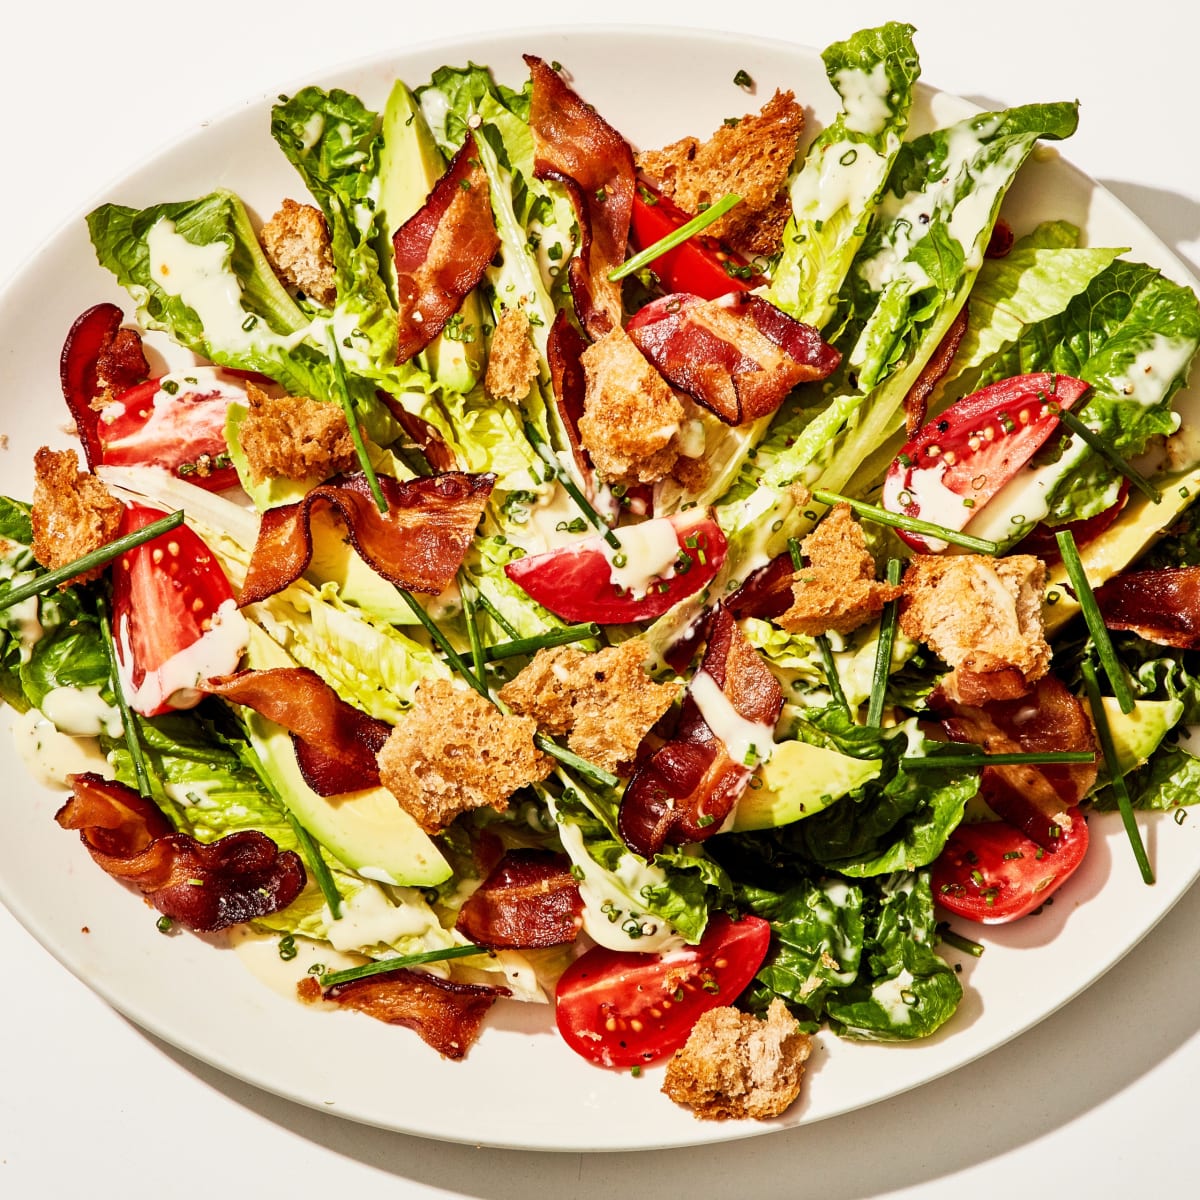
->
[241, 623, 450, 887]
[377, 82, 485, 394]
[731, 739, 882, 832]
[1096, 695, 1184, 778]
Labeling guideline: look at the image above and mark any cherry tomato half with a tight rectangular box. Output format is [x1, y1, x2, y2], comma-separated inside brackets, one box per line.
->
[554, 913, 771, 1067]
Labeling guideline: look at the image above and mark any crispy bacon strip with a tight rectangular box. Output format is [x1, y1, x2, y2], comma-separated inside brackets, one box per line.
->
[548, 309, 592, 478]
[727, 553, 795, 622]
[56, 773, 305, 932]
[933, 673, 1097, 850]
[325, 968, 509, 1059]
[903, 304, 968, 437]
[620, 605, 783, 858]
[627, 293, 840, 426]
[393, 142, 499, 364]
[207, 668, 391, 796]
[526, 54, 635, 338]
[379, 390, 457, 472]
[455, 849, 583, 949]
[1094, 566, 1200, 649]
[238, 471, 494, 605]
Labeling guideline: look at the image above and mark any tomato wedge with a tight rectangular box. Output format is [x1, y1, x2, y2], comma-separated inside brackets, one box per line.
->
[882, 373, 1089, 551]
[630, 184, 762, 301]
[504, 509, 727, 624]
[932, 806, 1089, 923]
[554, 913, 771, 1067]
[111, 505, 246, 717]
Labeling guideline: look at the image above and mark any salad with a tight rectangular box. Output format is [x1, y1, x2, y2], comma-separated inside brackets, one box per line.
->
[3, 20, 1200, 1124]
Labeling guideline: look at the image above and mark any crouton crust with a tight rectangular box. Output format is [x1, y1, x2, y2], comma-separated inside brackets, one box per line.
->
[578, 327, 684, 485]
[484, 308, 540, 403]
[30, 447, 124, 585]
[376, 679, 551, 834]
[499, 639, 681, 771]
[238, 383, 355, 484]
[662, 998, 812, 1121]
[637, 91, 805, 257]
[260, 199, 337, 307]
[899, 554, 1051, 701]
[776, 504, 901, 636]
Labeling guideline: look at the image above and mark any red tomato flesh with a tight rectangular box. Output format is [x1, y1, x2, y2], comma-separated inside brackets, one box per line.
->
[504, 509, 727, 624]
[882, 373, 1089, 551]
[932, 806, 1089, 924]
[554, 913, 771, 1067]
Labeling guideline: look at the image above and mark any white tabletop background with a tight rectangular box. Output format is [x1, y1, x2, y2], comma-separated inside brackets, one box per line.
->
[2, 1, 1198, 1196]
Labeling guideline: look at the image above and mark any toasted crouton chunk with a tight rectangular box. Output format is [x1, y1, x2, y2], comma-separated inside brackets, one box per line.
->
[377, 679, 551, 834]
[776, 504, 901, 637]
[578, 327, 684, 485]
[260, 199, 337, 307]
[485, 308, 540, 403]
[663, 999, 811, 1121]
[237, 383, 355, 484]
[637, 91, 805, 257]
[499, 639, 680, 771]
[899, 554, 1051, 703]
[30, 447, 124, 586]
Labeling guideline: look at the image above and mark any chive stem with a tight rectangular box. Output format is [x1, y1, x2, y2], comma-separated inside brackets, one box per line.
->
[320, 943, 487, 988]
[458, 573, 487, 684]
[534, 734, 621, 789]
[0, 509, 185, 613]
[1054, 407, 1162, 504]
[1055, 529, 1135, 714]
[523, 421, 620, 549]
[1081, 660, 1154, 885]
[286, 812, 344, 919]
[936, 922, 985, 957]
[608, 193, 742, 282]
[96, 592, 153, 798]
[867, 558, 903, 728]
[475, 591, 521, 640]
[901, 750, 1097, 771]
[811, 489, 1000, 554]
[326, 326, 388, 515]
[484, 622, 601, 662]
[788, 538, 851, 714]
[397, 589, 489, 699]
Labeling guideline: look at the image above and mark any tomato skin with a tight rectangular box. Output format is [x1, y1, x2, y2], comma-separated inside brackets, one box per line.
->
[554, 913, 771, 1067]
[630, 186, 762, 301]
[882, 373, 1089, 551]
[932, 806, 1089, 924]
[504, 510, 727, 624]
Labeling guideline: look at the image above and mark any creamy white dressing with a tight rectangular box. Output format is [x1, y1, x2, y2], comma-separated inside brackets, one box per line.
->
[319, 884, 443, 953]
[299, 112, 326, 153]
[12, 708, 113, 788]
[6, 594, 42, 662]
[799, 140, 894, 225]
[1109, 335, 1197, 406]
[884, 461, 965, 552]
[833, 61, 893, 136]
[601, 518, 680, 597]
[871, 968, 917, 1025]
[42, 685, 123, 738]
[229, 927, 363, 1005]
[675, 418, 707, 460]
[689, 670, 775, 767]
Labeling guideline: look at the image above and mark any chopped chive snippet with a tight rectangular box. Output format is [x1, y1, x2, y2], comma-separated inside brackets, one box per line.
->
[810, 489, 1000, 554]
[608, 193, 742, 282]
[1081, 660, 1154, 885]
[936, 922, 985, 957]
[867, 558, 903, 728]
[523, 420, 619, 549]
[325, 325, 388, 515]
[96, 592, 153, 797]
[484, 622, 601, 662]
[901, 750, 1096, 771]
[0, 509, 185, 613]
[1054, 407, 1162, 504]
[816, 636, 849, 715]
[1055, 529, 1134, 714]
[320, 943, 486, 988]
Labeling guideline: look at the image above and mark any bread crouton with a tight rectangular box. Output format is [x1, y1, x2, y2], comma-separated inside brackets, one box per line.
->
[484, 308, 540, 403]
[237, 383, 355, 484]
[30, 447, 124, 586]
[376, 679, 551, 834]
[499, 639, 680, 771]
[637, 91, 805, 258]
[899, 554, 1051, 703]
[578, 327, 684, 485]
[260, 199, 337, 307]
[777, 504, 901, 636]
[663, 998, 811, 1121]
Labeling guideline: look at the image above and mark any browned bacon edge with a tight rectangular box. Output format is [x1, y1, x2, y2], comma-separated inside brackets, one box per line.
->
[238, 471, 494, 606]
[393, 141, 499, 364]
[903, 304, 968, 438]
[56, 773, 305, 932]
[547, 309, 592, 481]
[1094, 566, 1200, 650]
[378, 389, 457, 473]
[455, 849, 583, 949]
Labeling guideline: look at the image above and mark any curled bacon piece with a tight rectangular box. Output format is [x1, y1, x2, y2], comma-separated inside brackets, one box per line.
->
[379, 390, 457, 473]
[56, 773, 305, 932]
[393, 142, 499, 364]
[207, 668, 391, 796]
[526, 54, 635, 338]
[727, 552, 796, 622]
[325, 967, 509, 1060]
[903, 304, 968, 437]
[620, 605, 783, 858]
[548, 309, 591, 479]
[1094, 566, 1200, 650]
[932, 673, 1097, 851]
[455, 849, 583, 949]
[238, 471, 494, 606]
[626, 293, 840, 426]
